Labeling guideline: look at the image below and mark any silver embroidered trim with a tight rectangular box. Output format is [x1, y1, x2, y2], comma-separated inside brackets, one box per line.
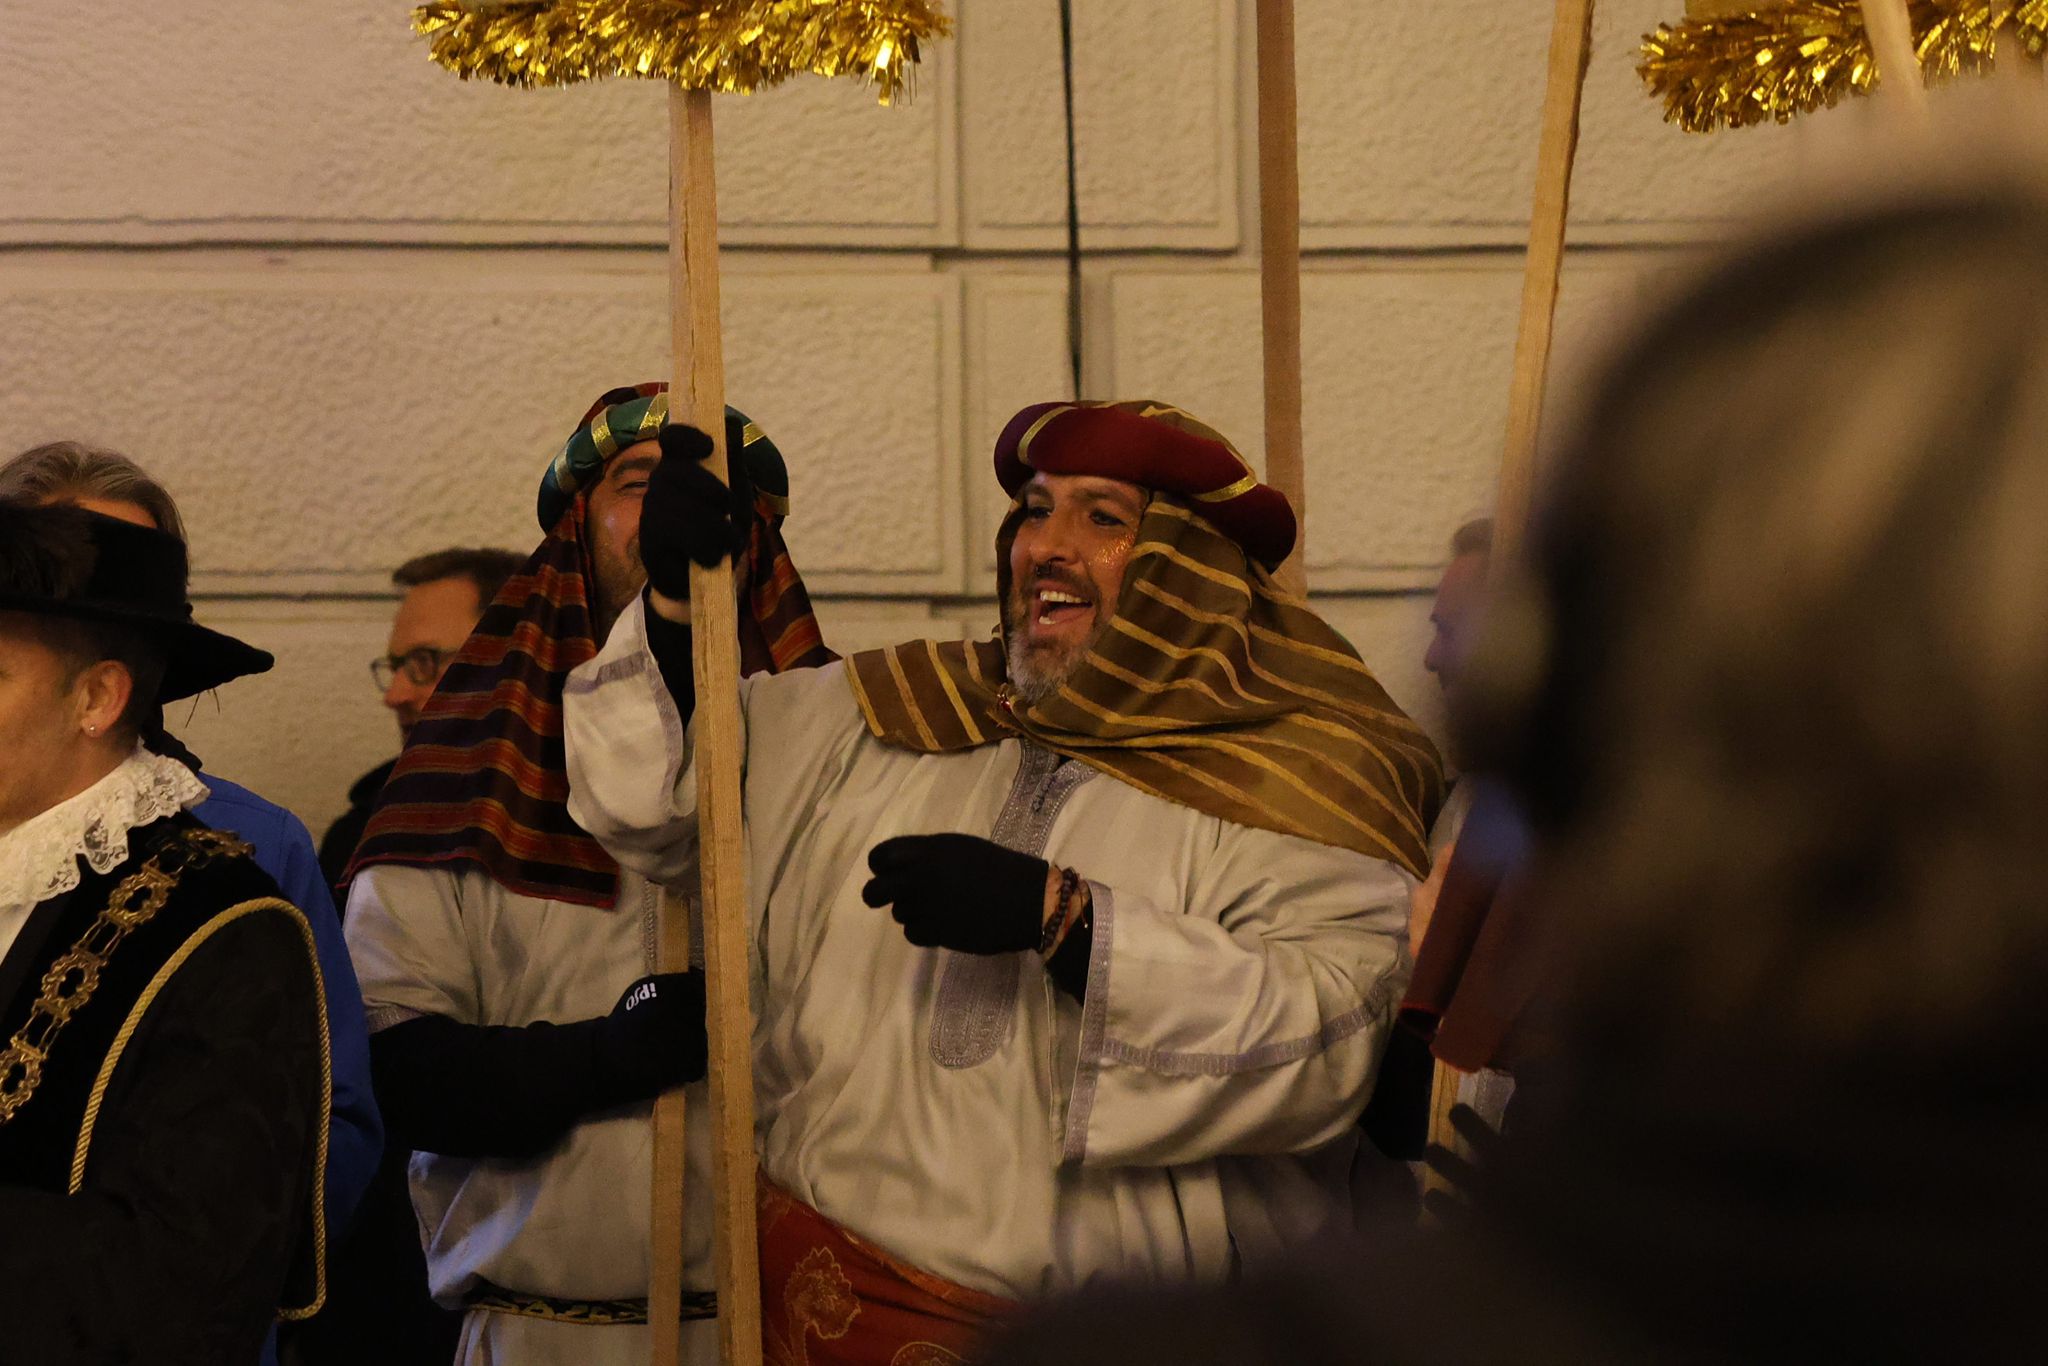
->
[1060, 880, 1115, 1163]
[633, 873, 703, 972]
[561, 642, 649, 695]
[929, 745, 1095, 1070]
[365, 1003, 425, 1034]
[1099, 964, 1403, 1077]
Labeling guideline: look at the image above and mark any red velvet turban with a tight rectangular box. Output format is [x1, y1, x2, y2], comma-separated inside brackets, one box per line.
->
[993, 399, 1298, 569]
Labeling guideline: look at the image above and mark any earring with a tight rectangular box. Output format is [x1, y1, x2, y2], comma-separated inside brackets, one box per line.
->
[85, 723, 99, 736]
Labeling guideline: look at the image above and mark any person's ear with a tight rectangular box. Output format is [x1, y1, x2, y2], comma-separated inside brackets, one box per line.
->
[69, 659, 134, 740]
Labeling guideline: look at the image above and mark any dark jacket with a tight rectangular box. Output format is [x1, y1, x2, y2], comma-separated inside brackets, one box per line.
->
[0, 813, 326, 1365]
[317, 758, 396, 907]
[301, 756, 462, 1365]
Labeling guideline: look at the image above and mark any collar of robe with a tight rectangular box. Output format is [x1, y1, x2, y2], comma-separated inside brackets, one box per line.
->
[0, 745, 208, 916]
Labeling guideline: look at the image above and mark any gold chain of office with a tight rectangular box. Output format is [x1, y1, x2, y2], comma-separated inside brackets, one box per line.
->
[0, 827, 251, 1125]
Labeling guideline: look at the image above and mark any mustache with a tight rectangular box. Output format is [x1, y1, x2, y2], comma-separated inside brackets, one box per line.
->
[1021, 566, 1092, 600]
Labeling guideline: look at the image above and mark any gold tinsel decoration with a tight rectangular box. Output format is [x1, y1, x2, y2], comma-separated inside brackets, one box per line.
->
[1642, 1, 2048, 132]
[413, 0, 952, 103]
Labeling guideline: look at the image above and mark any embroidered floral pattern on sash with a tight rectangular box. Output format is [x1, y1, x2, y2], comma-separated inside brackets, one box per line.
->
[759, 1177, 1016, 1366]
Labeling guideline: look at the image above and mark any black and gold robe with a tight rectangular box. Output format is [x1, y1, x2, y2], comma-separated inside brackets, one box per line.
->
[0, 812, 328, 1365]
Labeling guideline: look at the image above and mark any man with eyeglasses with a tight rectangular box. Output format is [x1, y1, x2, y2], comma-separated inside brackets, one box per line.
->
[317, 548, 523, 900]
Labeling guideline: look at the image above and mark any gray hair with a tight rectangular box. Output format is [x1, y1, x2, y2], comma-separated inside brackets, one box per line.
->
[0, 441, 187, 542]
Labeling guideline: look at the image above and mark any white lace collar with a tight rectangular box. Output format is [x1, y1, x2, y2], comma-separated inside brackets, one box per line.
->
[0, 747, 211, 914]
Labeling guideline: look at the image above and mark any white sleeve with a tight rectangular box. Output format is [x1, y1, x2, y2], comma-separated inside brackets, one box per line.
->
[343, 865, 477, 1033]
[563, 593, 708, 886]
[1060, 827, 1414, 1170]
[563, 593, 871, 896]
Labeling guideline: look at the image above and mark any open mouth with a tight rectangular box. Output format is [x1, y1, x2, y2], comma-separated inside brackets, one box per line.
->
[1032, 585, 1094, 630]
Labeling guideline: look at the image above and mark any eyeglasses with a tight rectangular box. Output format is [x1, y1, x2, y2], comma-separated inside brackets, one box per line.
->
[370, 647, 458, 691]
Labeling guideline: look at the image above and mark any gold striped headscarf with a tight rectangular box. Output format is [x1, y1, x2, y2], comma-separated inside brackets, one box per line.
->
[848, 485, 1445, 878]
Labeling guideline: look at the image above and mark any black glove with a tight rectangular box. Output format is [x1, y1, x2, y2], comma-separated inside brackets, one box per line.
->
[642, 604, 697, 718]
[593, 971, 708, 1098]
[371, 977, 706, 1160]
[862, 833, 1050, 954]
[640, 423, 754, 596]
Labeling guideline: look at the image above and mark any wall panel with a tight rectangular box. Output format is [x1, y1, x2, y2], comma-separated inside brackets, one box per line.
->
[960, 0, 1240, 250]
[962, 273, 1075, 593]
[1107, 254, 1659, 588]
[0, 2, 955, 247]
[1296, 0, 1803, 249]
[0, 253, 963, 595]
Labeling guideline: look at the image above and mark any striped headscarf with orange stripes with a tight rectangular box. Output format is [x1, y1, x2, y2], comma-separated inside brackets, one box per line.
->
[847, 399, 1443, 878]
[349, 384, 833, 907]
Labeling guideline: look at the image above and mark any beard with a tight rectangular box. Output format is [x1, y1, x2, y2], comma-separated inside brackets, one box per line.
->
[585, 526, 645, 640]
[1005, 635, 1072, 706]
[1003, 587, 1101, 706]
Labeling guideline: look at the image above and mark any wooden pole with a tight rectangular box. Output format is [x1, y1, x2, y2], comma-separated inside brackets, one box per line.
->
[648, 895, 692, 1363]
[1861, 0, 1928, 115]
[1422, 0, 1596, 1215]
[1490, 0, 1595, 566]
[1255, 0, 1308, 596]
[660, 83, 763, 1366]
[1419, 1056, 1467, 1219]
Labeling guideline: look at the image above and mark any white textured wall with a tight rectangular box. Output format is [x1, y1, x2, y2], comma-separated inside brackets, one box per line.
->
[0, 0, 1801, 835]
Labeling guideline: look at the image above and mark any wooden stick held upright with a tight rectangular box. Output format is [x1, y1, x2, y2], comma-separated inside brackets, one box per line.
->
[659, 82, 764, 1366]
[648, 892, 691, 1364]
[1862, 0, 1929, 115]
[1423, 0, 1597, 1216]
[1491, 0, 1595, 565]
[1255, 0, 1308, 596]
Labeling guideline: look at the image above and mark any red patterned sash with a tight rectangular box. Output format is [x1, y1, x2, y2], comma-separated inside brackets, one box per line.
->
[758, 1177, 1019, 1366]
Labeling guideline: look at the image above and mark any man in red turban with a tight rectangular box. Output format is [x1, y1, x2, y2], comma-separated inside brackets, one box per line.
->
[565, 399, 1443, 1364]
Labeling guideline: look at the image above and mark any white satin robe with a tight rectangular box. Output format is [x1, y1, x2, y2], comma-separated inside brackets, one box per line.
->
[345, 861, 720, 1366]
[563, 596, 1414, 1301]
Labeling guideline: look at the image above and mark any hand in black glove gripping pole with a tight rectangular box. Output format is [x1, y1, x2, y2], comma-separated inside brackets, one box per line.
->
[594, 970, 709, 1099]
[862, 833, 1050, 954]
[639, 423, 756, 599]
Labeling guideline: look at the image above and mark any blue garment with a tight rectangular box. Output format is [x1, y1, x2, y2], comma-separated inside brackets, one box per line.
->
[192, 777, 384, 1256]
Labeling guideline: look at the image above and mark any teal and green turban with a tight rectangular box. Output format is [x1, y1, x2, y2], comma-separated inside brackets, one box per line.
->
[357, 382, 833, 912]
[537, 382, 791, 532]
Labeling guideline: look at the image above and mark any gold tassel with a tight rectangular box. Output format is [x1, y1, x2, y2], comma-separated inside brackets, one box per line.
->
[413, 0, 952, 104]
[1641, 1, 2048, 133]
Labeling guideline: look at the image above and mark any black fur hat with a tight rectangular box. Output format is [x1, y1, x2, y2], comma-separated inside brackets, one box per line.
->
[0, 500, 272, 701]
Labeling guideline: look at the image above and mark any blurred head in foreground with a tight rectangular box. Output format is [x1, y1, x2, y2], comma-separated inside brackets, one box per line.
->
[1450, 178, 2048, 1360]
